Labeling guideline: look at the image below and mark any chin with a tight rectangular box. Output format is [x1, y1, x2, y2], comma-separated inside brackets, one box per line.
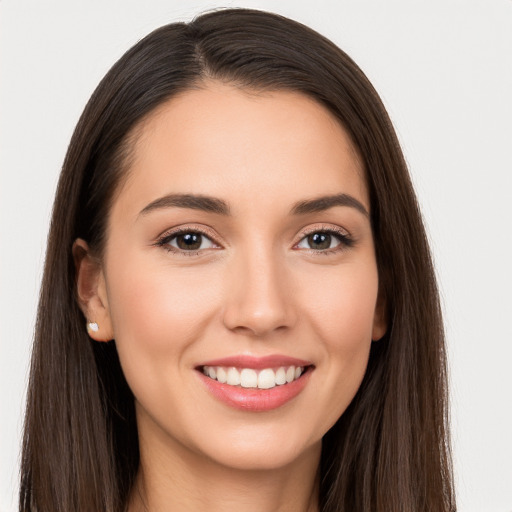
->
[189, 424, 323, 473]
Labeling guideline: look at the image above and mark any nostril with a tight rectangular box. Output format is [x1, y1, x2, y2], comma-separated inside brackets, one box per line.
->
[222, 305, 296, 337]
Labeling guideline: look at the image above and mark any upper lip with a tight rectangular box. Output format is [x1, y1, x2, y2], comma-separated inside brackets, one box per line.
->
[196, 354, 313, 370]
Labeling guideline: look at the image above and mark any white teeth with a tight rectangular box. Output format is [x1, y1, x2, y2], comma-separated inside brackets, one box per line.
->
[275, 367, 286, 385]
[240, 368, 258, 388]
[216, 367, 227, 384]
[202, 365, 306, 389]
[258, 368, 276, 389]
[226, 367, 240, 386]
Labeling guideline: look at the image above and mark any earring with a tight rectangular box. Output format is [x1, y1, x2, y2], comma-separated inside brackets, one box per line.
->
[87, 321, 99, 333]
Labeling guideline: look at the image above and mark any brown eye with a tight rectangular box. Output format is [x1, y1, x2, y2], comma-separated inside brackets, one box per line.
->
[296, 231, 343, 251]
[168, 232, 216, 251]
[176, 233, 202, 250]
[307, 233, 332, 250]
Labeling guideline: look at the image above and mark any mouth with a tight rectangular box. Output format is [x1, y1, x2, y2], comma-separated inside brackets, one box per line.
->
[195, 356, 314, 412]
[199, 364, 312, 390]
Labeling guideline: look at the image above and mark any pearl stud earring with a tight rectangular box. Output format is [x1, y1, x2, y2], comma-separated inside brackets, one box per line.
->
[87, 322, 99, 333]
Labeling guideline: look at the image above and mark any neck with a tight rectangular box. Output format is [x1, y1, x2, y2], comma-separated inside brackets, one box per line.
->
[128, 429, 321, 512]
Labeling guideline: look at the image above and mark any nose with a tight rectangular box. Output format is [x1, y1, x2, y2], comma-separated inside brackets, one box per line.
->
[222, 248, 297, 337]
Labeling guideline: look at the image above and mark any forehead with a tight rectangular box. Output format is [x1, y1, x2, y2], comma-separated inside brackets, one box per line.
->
[115, 83, 368, 218]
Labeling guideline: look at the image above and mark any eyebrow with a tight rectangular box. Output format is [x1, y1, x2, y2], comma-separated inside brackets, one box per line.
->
[139, 194, 230, 216]
[138, 192, 368, 218]
[291, 193, 369, 217]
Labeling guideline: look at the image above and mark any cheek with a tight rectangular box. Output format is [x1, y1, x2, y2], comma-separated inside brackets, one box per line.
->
[301, 259, 379, 347]
[297, 259, 378, 426]
[103, 250, 222, 377]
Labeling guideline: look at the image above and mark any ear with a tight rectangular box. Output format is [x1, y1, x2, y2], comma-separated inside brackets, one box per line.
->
[372, 288, 387, 342]
[73, 238, 114, 342]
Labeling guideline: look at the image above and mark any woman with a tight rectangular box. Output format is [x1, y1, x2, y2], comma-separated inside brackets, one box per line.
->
[20, 8, 455, 512]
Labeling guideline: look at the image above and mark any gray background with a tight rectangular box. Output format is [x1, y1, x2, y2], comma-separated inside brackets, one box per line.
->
[1, 1, 511, 510]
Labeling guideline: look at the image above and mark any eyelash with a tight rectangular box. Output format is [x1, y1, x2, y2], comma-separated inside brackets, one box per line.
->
[294, 225, 355, 255]
[154, 226, 220, 257]
[154, 225, 354, 256]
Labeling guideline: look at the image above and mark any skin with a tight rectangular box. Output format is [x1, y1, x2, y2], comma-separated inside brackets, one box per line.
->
[75, 82, 386, 512]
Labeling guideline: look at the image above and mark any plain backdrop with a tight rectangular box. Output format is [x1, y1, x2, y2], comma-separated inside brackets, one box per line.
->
[1, 1, 511, 511]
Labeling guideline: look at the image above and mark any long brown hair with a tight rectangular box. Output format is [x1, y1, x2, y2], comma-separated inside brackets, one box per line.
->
[20, 8, 455, 512]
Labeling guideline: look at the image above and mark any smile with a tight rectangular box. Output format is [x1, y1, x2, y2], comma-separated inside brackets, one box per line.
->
[202, 365, 306, 389]
[196, 356, 314, 412]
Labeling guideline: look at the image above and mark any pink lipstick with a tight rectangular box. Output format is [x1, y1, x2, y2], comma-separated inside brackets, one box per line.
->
[196, 355, 314, 412]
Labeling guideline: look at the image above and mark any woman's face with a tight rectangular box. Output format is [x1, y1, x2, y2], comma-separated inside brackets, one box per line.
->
[85, 83, 385, 471]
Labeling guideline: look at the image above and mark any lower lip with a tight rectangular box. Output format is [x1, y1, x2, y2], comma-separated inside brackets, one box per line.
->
[198, 369, 312, 412]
